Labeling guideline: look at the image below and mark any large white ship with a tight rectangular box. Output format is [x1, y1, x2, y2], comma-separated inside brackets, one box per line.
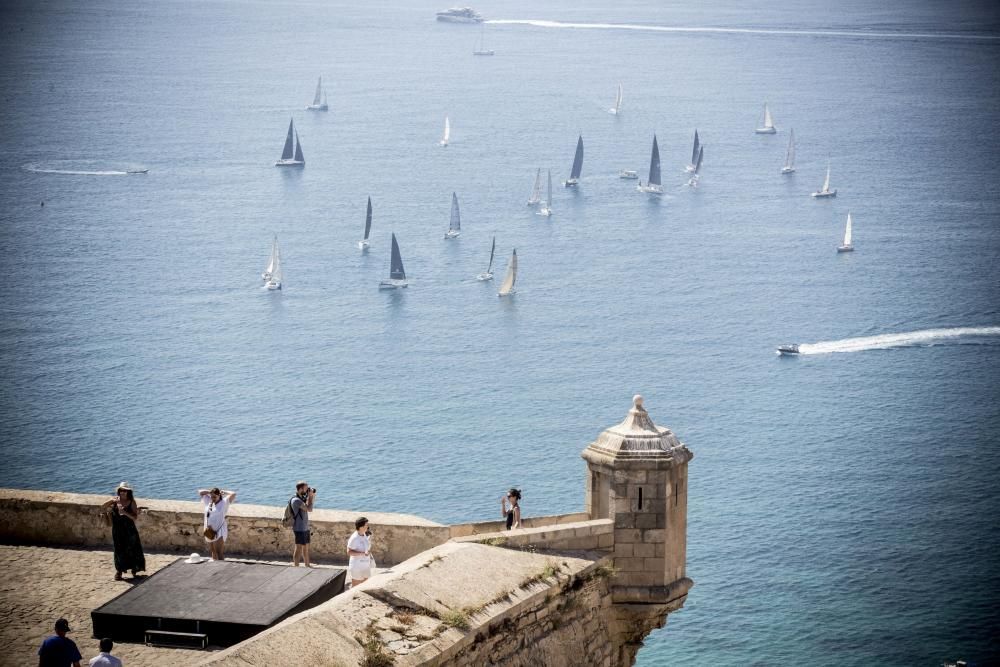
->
[436, 7, 483, 23]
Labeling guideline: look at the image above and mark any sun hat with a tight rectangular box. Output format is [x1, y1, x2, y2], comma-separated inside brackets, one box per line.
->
[185, 553, 207, 564]
[55, 618, 71, 632]
[116, 481, 133, 492]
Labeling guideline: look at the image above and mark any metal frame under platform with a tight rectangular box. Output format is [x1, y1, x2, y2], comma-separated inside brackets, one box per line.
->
[92, 558, 345, 647]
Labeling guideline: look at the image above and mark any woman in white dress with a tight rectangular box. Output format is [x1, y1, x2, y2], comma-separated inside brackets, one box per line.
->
[347, 516, 373, 587]
[198, 487, 237, 561]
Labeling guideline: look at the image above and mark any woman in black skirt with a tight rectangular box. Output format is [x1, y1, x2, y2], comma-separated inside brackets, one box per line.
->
[101, 482, 146, 580]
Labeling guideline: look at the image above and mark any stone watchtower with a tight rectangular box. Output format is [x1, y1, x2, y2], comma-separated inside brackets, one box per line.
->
[582, 395, 694, 661]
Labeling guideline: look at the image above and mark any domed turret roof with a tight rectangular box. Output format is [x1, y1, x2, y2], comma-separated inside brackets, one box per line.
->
[582, 395, 692, 469]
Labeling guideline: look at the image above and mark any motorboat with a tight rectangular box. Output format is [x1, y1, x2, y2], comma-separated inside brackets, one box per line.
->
[619, 170, 638, 179]
[126, 168, 148, 174]
[776, 344, 800, 355]
[436, 7, 483, 23]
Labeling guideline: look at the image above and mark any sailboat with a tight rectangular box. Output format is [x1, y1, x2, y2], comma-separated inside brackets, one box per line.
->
[440, 116, 450, 146]
[686, 145, 704, 187]
[497, 248, 517, 297]
[306, 76, 328, 111]
[638, 135, 663, 195]
[685, 130, 701, 172]
[781, 129, 796, 174]
[755, 103, 777, 134]
[536, 170, 553, 216]
[275, 118, 305, 167]
[837, 212, 854, 252]
[358, 197, 373, 250]
[379, 233, 408, 289]
[473, 24, 494, 56]
[526, 168, 542, 206]
[477, 236, 496, 281]
[262, 235, 279, 283]
[608, 83, 623, 115]
[811, 163, 837, 198]
[263, 236, 282, 290]
[445, 192, 461, 239]
[563, 135, 583, 187]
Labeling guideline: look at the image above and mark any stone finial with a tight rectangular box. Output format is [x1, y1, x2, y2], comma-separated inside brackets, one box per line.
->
[581, 395, 692, 467]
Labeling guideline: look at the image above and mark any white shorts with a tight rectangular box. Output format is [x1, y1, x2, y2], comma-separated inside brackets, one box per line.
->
[349, 557, 372, 580]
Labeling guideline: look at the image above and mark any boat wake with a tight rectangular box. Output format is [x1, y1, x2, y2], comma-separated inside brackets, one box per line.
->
[486, 19, 1000, 42]
[23, 161, 141, 176]
[795, 327, 1000, 355]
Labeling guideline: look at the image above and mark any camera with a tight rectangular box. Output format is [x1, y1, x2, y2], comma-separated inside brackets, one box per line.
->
[309, 487, 317, 494]
[365, 528, 373, 536]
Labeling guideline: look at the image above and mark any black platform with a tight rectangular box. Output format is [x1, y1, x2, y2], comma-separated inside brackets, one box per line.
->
[92, 559, 346, 647]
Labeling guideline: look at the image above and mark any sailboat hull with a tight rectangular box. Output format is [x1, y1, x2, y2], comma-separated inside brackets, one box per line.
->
[536, 207, 552, 216]
[444, 231, 460, 239]
[306, 104, 328, 111]
[754, 127, 777, 134]
[837, 245, 854, 253]
[378, 279, 408, 290]
[358, 240, 370, 250]
[811, 190, 837, 198]
[526, 198, 540, 206]
[266, 281, 281, 291]
[638, 184, 663, 195]
[781, 167, 795, 174]
[476, 272, 494, 281]
[275, 159, 305, 167]
[619, 170, 638, 179]
[562, 179, 578, 187]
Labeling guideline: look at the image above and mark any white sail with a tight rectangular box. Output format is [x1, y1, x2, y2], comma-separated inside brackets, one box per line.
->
[312, 77, 323, 106]
[763, 104, 773, 129]
[441, 116, 450, 145]
[782, 129, 796, 172]
[527, 168, 541, 205]
[610, 83, 622, 114]
[271, 244, 282, 283]
[822, 164, 831, 192]
[843, 212, 853, 246]
[264, 236, 278, 276]
[446, 192, 461, 237]
[498, 248, 517, 296]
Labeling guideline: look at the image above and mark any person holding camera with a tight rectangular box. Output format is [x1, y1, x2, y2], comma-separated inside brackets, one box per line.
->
[347, 517, 373, 587]
[290, 481, 316, 567]
[197, 487, 236, 561]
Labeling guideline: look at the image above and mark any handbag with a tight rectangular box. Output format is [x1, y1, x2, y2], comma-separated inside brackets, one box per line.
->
[203, 525, 217, 540]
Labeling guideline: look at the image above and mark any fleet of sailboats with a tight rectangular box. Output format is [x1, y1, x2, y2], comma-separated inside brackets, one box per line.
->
[837, 212, 854, 252]
[781, 129, 796, 174]
[526, 168, 542, 206]
[275, 118, 305, 167]
[638, 135, 662, 195]
[497, 248, 517, 297]
[262, 236, 282, 290]
[358, 197, 373, 250]
[445, 192, 462, 239]
[812, 163, 837, 198]
[306, 76, 328, 111]
[563, 135, 584, 187]
[755, 103, 777, 134]
[609, 83, 623, 115]
[379, 233, 408, 289]
[477, 236, 496, 281]
[536, 170, 553, 216]
[440, 116, 450, 146]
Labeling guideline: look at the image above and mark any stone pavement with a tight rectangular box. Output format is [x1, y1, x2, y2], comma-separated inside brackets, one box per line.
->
[0, 544, 208, 667]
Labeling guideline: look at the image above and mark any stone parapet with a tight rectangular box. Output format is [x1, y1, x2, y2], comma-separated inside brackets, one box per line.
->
[448, 512, 590, 538]
[450, 518, 614, 552]
[0, 488, 448, 566]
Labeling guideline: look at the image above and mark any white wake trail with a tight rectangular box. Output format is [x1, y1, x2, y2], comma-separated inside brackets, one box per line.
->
[796, 327, 1000, 355]
[25, 168, 128, 176]
[486, 19, 1000, 42]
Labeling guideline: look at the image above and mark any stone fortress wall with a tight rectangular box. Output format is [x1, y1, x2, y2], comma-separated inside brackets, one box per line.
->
[0, 395, 693, 666]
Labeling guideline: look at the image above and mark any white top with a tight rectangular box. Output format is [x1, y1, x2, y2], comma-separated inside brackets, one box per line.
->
[89, 653, 124, 667]
[347, 531, 371, 564]
[201, 495, 230, 542]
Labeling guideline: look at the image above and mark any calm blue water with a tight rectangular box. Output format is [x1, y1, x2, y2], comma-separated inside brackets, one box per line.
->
[1, 1, 999, 664]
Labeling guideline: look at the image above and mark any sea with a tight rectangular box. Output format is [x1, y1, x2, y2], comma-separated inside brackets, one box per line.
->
[1, 0, 998, 664]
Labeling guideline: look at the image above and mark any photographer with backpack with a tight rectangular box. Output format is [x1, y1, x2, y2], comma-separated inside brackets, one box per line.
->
[283, 481, 315, 567]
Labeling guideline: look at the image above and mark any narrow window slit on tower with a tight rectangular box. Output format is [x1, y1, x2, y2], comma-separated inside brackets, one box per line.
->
[638, 487, 643, 510]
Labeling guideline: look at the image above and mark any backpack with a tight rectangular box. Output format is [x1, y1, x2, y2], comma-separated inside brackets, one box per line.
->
[281, 498, 297, 528]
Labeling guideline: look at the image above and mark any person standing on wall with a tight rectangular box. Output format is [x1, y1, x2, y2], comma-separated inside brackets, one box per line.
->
[289, 481, 316, 567]
[37, 618, 82, 667]
[502, 488, 522, 530]
[100, 482, 146, 581]
[197, 486, 236, 561]
[347, 517, 373, 587]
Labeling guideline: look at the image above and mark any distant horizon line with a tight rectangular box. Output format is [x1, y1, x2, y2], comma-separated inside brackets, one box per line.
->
[486, 19, 1000, 42]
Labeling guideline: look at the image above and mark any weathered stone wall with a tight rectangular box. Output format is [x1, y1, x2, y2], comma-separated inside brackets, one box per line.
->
[0, 489, 449, 566]
[448, 512, 590, 538]
[451, 518, 614, 552]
